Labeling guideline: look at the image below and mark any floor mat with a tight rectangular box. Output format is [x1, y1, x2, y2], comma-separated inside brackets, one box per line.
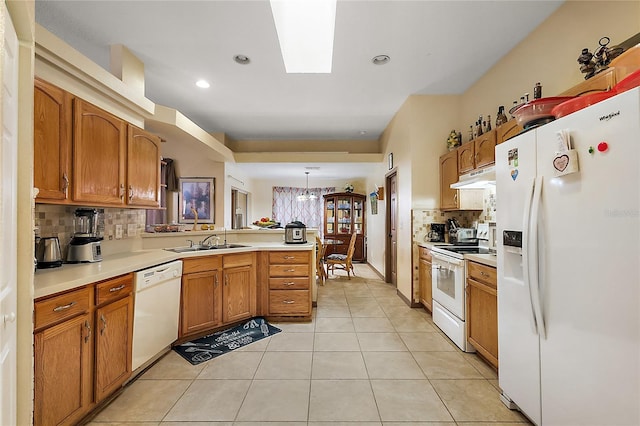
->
[173, 317, 281, 365]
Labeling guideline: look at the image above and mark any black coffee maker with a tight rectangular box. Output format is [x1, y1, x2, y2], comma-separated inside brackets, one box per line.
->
[428, 223, 446, 242]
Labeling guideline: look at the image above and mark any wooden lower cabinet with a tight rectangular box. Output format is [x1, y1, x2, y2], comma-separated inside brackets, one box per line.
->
[466, 260, 498, 369]
[94, 295, 133, 402]
[34, 313, 92, 426]
[34, 274, 133, 426]
[180, 253, 256, 339]
[267, 251, 312, 319]
[181, 270, 222, 336]
[223, 265, 253, 323]
[418, 247, 432, 312]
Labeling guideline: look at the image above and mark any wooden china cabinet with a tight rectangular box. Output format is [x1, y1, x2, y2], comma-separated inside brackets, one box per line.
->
[323, 192, 366, 262]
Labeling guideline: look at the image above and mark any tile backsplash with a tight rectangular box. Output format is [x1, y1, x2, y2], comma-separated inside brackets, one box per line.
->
[35, 204, 146, 256]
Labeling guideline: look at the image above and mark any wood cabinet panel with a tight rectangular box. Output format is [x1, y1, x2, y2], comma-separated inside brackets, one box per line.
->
[180, 270, 221, 336]
[34, 314, 92, 426]
[269, 290, 311, 315]
[466, 260, 498, 369]
[34, 78, 72, 202]
[457, 142, 475, 175]
[94, 295, 133, 402]
[34, 287, 90, 331]
[496, 119, 523, 144]
[418, 247, 432, 312]
[72, 99, 126, 205]
[127, 125, 161, 207]
[269, 251, 310, 264]
[268, 264, 310, 277]
[439, 150, 459, 210]
[182, 256, 223, 274]
[95, 274, 132, 305]
[474, 129, 497, 168]
[223, 265, 254, 323]
[269, 277, 310, 290]
[223, 252, 254, 268]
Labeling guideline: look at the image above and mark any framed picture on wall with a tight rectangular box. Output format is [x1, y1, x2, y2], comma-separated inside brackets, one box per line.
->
[178, 177, 215, 223]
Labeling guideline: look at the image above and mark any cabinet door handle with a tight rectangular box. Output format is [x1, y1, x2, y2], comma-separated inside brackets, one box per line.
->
[283, 300, 295, 304]
[62, 172, 69, 194]
[453, 193, 458, 203]
[109, 284, 126, 293]
[225, 275, 229, 286]
[214, 274, 219, 287]
[84, 320, 92, 343]
[480, 271, 489, 277]
[284, 282, 295, 286]
[119, 184, 125, 199]
[128, 185, 133, 201]
[53, 301, 76, 312]
[283, 256, 295, 260]
[285, 268, 295, 273]
[100, 314, 107, 335]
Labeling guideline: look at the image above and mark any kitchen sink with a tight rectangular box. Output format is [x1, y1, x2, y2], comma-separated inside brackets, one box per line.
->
[165, 244, 248, 253]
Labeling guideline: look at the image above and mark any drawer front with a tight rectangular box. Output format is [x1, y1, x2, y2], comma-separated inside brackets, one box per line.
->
[269, 290, 310, 315]
[269, 277, 310, 290]
[223, 252, 254, 269]
[419, 247, 432, 261]
[269, 264, 310, 277]
[182, 255, 222, 274]
[269, 251, 310, 264]
[35, 287, 90, 330]
[467, 261, 497, 288]
[95, 273, 133, 305]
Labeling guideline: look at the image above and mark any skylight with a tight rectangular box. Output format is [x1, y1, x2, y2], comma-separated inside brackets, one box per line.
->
[269, 0, 337, 73]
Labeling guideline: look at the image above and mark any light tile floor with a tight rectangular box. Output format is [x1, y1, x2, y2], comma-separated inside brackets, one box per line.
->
[88, 264, 530, 426]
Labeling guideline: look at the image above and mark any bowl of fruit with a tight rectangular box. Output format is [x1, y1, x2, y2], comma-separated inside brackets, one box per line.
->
[253, 217, 278, 228]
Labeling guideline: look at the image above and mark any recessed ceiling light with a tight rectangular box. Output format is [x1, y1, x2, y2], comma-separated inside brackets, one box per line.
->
[234, 54, 251, 65]
[195, 79, 210, 88]
[359, 130, 367, 135]
[372, 55, 390, 65]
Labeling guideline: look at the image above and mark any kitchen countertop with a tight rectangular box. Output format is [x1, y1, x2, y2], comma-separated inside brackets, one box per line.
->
[34, 241, 314, 300]
[417, 241, 451, 250]
[465, 253, 497, 268]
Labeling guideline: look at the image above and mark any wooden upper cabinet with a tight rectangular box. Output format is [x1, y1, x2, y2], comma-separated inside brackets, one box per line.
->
[127, 125, 161, 207]
[34, 78, 72, 202]
[439, 150, 459, 210]
[497, 119, 523, 144]
[474, 129, 497, 169]
[72, 99, 127, 205]
[457, 142, 475, 175]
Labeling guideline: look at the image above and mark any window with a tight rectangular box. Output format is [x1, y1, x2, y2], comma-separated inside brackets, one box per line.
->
[272, 186, 335, 237]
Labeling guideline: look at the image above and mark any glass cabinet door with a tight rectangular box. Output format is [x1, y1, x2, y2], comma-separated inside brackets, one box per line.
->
[325, 198, 335, 235]
[353, 199, 363, 234]
[337, 197, 352, 234]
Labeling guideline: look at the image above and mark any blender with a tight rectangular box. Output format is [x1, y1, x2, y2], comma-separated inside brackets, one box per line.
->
[66, 208, 103, 263]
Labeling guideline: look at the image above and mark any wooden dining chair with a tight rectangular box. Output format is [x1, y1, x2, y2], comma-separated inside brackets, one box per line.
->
[315, 236, 326, 284]
[326, 232, 357, 279]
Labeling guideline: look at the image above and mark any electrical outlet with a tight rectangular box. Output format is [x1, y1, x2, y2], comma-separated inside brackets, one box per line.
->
[127, 224, 137, 237]
[115, 225, 123, 240]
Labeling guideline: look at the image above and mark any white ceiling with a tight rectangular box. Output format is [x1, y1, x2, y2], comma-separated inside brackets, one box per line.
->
[35, 0, 563, 179]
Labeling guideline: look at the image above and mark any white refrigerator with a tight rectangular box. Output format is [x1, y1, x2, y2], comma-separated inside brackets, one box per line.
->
[496, 87, 639, 426]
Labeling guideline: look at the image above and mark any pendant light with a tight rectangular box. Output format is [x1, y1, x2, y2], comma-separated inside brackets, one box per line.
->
[297, 171, 318, 201]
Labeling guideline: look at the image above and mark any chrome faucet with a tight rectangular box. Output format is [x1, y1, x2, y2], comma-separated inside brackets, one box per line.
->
[199, 234, 220, 247]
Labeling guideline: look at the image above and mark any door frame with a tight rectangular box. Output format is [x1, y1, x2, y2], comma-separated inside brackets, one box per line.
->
[384, 170, 397, 286]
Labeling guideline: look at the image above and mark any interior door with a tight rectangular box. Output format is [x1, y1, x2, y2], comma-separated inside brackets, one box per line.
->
[0, 5, 19, 424]
[386, 172, 397, 286]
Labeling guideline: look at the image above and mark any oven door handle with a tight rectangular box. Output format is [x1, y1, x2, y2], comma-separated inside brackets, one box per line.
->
[431, 252, 464, 267]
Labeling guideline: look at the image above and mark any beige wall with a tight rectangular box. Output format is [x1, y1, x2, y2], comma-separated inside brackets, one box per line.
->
[459, 0, 640, 132]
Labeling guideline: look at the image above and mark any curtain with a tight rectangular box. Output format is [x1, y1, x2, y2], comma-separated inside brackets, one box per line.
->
[272, 186, 335, 238]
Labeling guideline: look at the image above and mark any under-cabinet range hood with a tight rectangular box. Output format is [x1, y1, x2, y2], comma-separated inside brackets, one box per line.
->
[450, 166, 496, 189]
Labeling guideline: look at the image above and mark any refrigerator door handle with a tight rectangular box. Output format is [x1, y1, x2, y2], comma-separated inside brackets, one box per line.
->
[522, 176, 539, 336]
[529, 175, 546, 339]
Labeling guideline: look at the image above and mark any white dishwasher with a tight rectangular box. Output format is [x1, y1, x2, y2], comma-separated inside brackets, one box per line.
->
[132, 260, 183, 371]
